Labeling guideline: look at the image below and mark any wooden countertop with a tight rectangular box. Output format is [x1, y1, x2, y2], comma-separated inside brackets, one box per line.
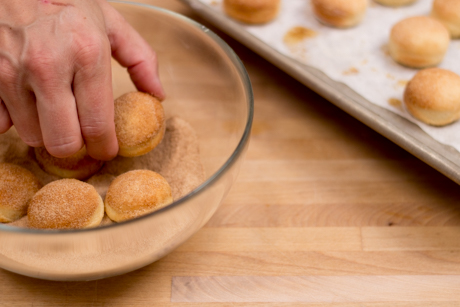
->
[2, 1, 460, 305]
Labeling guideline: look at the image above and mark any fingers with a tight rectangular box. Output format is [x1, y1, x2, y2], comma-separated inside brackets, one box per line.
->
[0, 57, 42, 144]
[0, 0, 121, 160]
[73, 36, 118, 161]
[0, 90, 37, 142]
[0, 2, 163, 161]
[31, 74, 84, 158]
[103, 5, 166, 100]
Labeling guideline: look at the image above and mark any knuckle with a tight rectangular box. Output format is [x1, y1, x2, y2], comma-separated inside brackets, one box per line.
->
[9, 109, 44, 146]
[75, 37, 107, 69]
[80, 121, 110, 142]
[44, 136, 82, 158]
[22, 137, 44, 148]
[24, 50, 53, 71]
[23, 52, 57, 84]
[14, 122, 44, 148]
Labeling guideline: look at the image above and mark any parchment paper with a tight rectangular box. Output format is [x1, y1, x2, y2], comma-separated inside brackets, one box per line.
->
[201, 0, 460, 152]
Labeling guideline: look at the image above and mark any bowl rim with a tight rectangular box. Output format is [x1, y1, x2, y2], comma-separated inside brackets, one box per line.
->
[0, 0, 254, 235]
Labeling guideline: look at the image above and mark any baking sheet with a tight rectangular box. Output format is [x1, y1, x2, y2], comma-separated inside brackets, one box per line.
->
[180, 0, 460, 184]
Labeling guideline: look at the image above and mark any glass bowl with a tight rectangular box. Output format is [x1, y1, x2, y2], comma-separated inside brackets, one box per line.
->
[0, 1, 253, 281]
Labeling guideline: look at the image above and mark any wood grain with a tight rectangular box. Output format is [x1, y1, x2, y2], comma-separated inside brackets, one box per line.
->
[1, 0, 460, 306]
[236, 160, 444, 181]
[206, 202, 460, 227]
[222, 178, 460, 206]
[362, 227, 460, 251]
[171, 275, 460, 302]
[148, 251, 460, 276]
[176, 228, 362, 252]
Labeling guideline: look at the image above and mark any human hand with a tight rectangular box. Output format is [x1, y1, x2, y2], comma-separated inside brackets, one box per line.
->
[0, 0, 165, 160]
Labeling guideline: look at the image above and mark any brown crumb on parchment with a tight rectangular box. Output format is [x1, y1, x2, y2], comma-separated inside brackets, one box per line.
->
[386, 73, 395, 80]
[397, 79, 409, 87]
[284, 26, 317, 45]
[343, 67, 359, 75]
[210, 0, 219, 5]
[388, 98, 402, 108]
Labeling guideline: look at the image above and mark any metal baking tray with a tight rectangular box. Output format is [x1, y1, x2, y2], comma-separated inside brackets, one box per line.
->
[180, 0, 460, 185]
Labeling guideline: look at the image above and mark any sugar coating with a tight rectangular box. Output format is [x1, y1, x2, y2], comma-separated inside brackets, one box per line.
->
[114, 92, 164, 148]
[5, 117, 204, 227]
[0, 163, 41, 222]
[105, 170, 173, 221]
[27, 179, 103, 229]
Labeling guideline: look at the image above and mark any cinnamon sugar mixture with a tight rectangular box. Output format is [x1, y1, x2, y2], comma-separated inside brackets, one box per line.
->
[1, 116, 205, 228]
[0, 117, 205, 276]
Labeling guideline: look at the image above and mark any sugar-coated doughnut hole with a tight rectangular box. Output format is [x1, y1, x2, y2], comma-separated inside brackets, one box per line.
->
[34, 146, 104, 180]
[105, 170, 173, 222]
[28, 179, 104, 229]
[0, 163, 41, 223]
[114, 92, 166, 157]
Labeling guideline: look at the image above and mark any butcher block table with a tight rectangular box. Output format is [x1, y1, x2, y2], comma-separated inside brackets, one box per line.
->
[2, 0, 460, 305]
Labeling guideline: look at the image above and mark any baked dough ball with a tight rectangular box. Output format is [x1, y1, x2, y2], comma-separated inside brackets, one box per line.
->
[431, 0, 460, 38]
[311, 0, 367, 28]
[223, 0, 281, 24]
[35, 146, 104, 180]
[105, 170, 173, 222]
[28, 179, 104, 229]
[0, 163, 41, 223]
[389, 16, 450, 68]
[114, 92, 165, 157]
[374, 0, 418, 7]
[403, 68, 460, 126]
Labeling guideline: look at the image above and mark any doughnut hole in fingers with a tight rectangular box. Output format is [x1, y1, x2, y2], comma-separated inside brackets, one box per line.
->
[114, 92, 165, 157]
[34, 145, 104, 180]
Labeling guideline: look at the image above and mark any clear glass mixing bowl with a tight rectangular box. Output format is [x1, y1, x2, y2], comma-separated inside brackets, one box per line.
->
[0, 1, 253, 281]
